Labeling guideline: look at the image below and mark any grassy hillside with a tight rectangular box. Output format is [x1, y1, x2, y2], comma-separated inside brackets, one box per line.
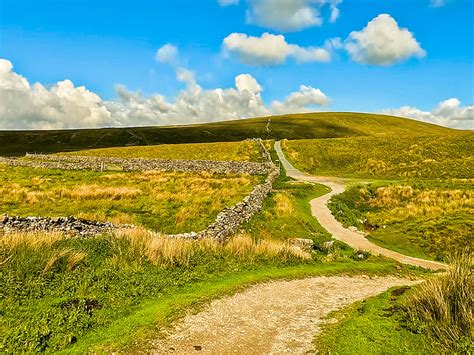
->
[59, 141, 262, 162]
[0, 112, 452, 156]
[328, 181, 473, 261]
[283, 131, 473, 180]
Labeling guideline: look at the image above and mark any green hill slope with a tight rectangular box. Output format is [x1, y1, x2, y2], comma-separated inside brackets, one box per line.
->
[0, 112, 453, 156]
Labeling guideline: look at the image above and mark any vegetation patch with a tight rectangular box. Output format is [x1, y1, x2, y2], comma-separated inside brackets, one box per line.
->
[0, 164, 259, 233]
[58, 140, 262, 162]
[283, 131, 473, 180]
[328, 181, 473, 261]
[313, 286, 435, 354]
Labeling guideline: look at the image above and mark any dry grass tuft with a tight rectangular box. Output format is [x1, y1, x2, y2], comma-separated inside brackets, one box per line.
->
[113, 229, 310, 267]
[274, 193, 294, 216]
[0, 230, 64, 251]
[406, 251, 473, 352]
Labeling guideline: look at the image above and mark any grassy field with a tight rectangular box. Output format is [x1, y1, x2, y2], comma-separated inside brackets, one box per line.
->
[328, 181, 473, 261]
[0, 166, 417, 353]
[58, 140, 262, 162]
[283, 131, 473, 180]
[0, 164, 259, 233]
[0, 112, 452, 156]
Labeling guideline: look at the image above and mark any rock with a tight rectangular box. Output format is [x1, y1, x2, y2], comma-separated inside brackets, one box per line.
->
[348, 226, 358, 232]
[288, 238, 314, 251]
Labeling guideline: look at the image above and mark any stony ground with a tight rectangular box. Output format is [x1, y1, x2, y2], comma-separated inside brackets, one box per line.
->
[150, 276, 418, 353]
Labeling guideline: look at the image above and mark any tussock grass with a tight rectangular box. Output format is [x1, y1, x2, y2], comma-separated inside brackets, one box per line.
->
[112, 228, 311, 267]
[59, 140, 262, 162]
[329, 182, 473, 261]
[405, 252, 473, 352]
[273, 192, 294, 216]
[0, 165, 258, 233]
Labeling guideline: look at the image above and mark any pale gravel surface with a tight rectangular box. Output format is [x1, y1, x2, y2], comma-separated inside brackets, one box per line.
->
[151, 276, 418, 353]
[274, 141, 446, 271]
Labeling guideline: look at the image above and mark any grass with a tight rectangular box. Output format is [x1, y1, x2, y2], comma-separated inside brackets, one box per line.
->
[0, 164, 259, 233]
[405, 252, 473, 353]
[0, 112, 453, 156]
[57, 140, 262, 162]
[313, 286, 435, 354]
[315, 252, 473, 354]
[283, 131, 473, 180]
[0, 158, 420, 353]
[328, 181, 473, 261]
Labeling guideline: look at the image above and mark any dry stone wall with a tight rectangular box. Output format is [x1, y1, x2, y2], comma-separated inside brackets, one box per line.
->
[0, 139, 279, 242]
[0, 153, 272, 175]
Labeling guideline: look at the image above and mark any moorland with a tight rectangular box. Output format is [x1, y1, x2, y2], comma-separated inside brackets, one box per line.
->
[0, 112, 472, 353]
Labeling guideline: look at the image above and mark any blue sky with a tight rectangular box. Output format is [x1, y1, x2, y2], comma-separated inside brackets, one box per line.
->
[0, 0, 473, 129]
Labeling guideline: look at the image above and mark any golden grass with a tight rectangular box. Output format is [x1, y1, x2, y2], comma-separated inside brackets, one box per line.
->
[113, 228, 311, 267]
[273, 193, 294, 216]
[1, 166, 258, 233]
[0, 230, 64, 251]
[366, 185, 473, 221]
[59, 140, 262, 162]
[406, 252, 473, 352]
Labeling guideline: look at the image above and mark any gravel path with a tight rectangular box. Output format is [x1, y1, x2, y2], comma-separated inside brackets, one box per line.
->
[151, 276, 417, 353]
[274, 141, 446, 271]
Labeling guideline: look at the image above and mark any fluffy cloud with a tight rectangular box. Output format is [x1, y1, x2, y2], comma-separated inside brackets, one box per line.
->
[0, 58, 330, 129]
[245, 0, 342, 32]
[430, 0, 446, 7]
[0, 59, 113, 129]
[345, 14, 426, 65]
[272, 85, 329, 114]
[383, 98, 474, 129]
[223, 32, 331, 65]
[155, 43, 179, 65]
[218, 0, 239, 6]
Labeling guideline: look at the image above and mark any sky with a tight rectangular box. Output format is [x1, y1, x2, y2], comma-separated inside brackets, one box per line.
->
[0, 0, 473, 129]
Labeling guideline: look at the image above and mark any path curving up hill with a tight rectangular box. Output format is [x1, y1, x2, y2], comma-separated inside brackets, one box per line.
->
[274, 141, 446, 271]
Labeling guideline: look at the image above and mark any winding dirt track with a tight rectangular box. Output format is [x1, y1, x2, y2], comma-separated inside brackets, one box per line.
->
[151, 276, 417, 353]
[274, 140, 446, 271]
[150, 142, 446, 353]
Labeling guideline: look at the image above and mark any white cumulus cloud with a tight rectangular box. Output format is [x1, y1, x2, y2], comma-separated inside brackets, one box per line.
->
[155, 43, 179, 65]
[0, 57, 331, 129]
[0, 59, 113, 129]
[383, 98, 474, 129]
[345, 14, 426, 65]
[223, 32, 331, 66]
[272, 85, 330, 114]
[245, 0, 342, 32]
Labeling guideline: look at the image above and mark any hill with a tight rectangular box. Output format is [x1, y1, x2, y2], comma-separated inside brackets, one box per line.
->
[0, 112, 453, 156]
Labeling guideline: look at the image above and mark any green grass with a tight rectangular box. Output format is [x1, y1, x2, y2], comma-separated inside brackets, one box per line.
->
[0, 160, 421, 353]
[313, 286, 435, 354]
[328, 181, 473, 261]
[0, 164, 259, 233]
[283, 131, 473, 180]
[0, 112, 453, 156]
[58, 140, 262, 162]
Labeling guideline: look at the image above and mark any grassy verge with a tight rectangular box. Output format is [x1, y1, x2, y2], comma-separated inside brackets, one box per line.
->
[313, 286, 435, 354]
